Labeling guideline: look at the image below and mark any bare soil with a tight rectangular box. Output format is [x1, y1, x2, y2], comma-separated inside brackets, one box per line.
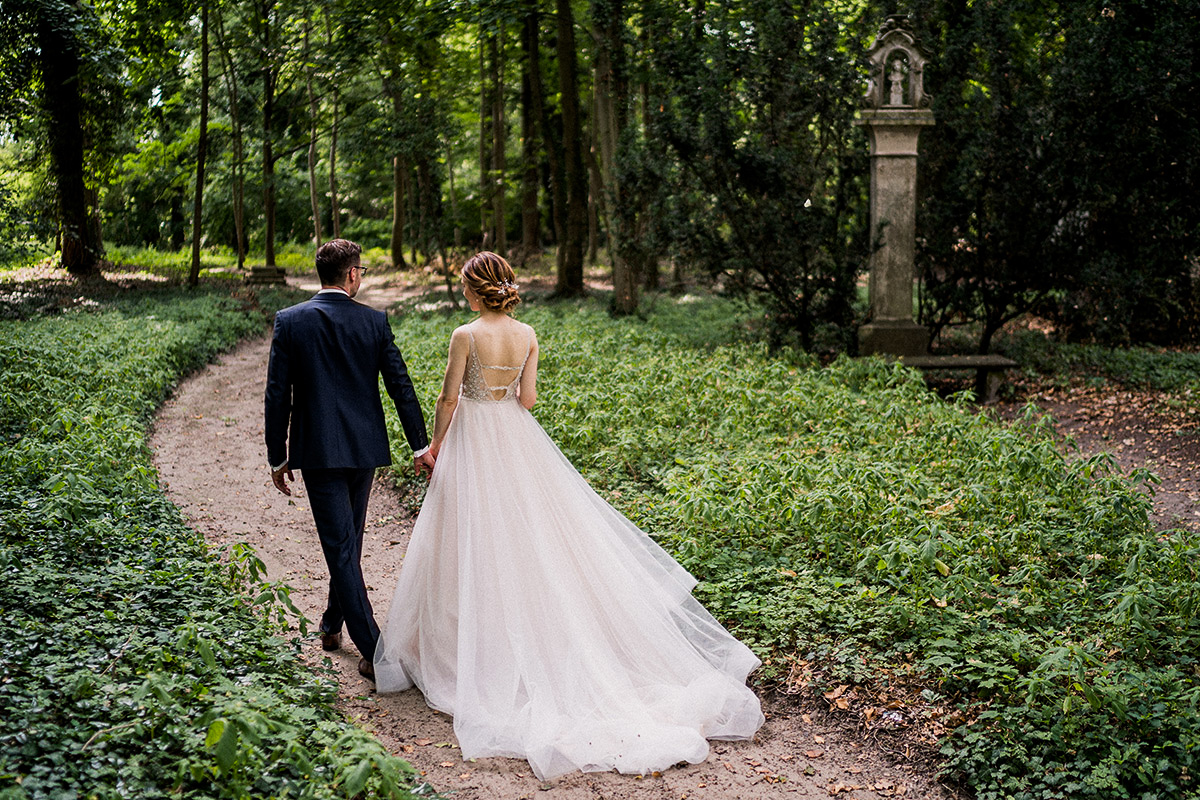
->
[990, 384, 1200, 534]
[149, 272, 958, 800]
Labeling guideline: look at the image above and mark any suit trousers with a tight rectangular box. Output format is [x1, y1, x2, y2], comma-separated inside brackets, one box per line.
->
[302, 467, 379, 661]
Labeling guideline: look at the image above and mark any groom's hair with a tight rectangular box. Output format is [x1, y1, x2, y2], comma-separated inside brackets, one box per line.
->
[315, 239, 363, 285]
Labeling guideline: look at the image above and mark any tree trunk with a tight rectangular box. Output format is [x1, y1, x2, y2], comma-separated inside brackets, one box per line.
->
[555, 0, 586, 295]
[587, 118, 601, 266]
[37, 2, 100, 275]
[531, 10, 565, 258]
[305, 20, 323, 246]
[490, 32, 507, 256]
[518, 9, 541, 263]
[170, 188, 185, 251]
[260, 0, 277, 267]
[213, 6, 246, 269]
[479, 32, 493, 247]
[448, 145, 463, 249]
[188, 1, 209, 287]
[592, 0, 637, 312]
[408, 167, 418, 267]
[391, 155, 407, 268]
[329, 95, 340, 238]
[324, 12, 340, 239]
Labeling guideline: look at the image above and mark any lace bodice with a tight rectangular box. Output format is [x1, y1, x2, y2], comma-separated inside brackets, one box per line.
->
[461, 327, 533, 402]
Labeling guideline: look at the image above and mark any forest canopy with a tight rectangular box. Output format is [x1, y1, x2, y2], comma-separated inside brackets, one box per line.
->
[1, 0, 1197, 349]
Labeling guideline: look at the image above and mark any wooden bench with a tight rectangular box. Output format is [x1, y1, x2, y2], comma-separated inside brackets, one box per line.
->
[896, 354, 1018, 403]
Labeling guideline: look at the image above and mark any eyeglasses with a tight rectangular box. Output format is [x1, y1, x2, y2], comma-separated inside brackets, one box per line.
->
[355, 265, 368, 275]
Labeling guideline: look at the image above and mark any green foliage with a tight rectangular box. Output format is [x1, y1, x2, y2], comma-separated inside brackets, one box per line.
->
[913, 0, 1200, 350]
[386, 295, 1200, 800]
[1000, 330, 1200, 396]
[105, 243, 318, 276]
[0, 286, 425, 799]
[634, 0, 873, 351]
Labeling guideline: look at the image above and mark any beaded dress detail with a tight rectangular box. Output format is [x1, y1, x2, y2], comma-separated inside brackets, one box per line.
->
[375, 323, 764, 781]
[460, 328, 528, 402]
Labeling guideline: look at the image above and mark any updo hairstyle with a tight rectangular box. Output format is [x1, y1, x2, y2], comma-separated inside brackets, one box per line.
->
[462, 251, 521, 313]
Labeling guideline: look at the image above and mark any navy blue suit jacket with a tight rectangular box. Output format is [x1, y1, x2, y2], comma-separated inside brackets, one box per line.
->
[264, 291, 429, 470]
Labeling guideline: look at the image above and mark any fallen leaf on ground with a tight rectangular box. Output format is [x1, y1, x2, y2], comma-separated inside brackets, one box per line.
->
[823, 685, 849, 701]
[414, 738, 433, 746]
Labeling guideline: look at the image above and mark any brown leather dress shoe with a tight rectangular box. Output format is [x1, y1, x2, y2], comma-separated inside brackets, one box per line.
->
[357, 657, 376, 682]
[320, 631, 342, 652]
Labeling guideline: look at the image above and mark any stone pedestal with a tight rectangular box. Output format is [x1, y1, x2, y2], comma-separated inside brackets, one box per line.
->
[855, 16, 935, 357]
[857, 110, 934, 355]
[245, 265, 287, 286]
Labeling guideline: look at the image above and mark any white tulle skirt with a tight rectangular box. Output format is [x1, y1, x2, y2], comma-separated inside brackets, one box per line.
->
[374, 397, 764, 780]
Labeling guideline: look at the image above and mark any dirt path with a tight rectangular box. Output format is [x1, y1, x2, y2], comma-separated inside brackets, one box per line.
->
[993, 386, 1200, 533]
[149, 276, 954, 800]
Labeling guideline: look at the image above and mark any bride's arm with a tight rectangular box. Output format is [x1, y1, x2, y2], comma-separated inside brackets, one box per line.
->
[430, 328, 470, 457]
[518, 333, 539, 410]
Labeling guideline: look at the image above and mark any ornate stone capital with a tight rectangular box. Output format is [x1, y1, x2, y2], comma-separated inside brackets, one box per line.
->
[862, 15, 933, 111]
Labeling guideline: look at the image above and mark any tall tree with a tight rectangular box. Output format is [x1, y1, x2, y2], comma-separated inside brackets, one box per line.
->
[517, 5, 542, 263]
[188, 0, 210, 286]
[212, 4, 247, 268]
[324, 10, 341, 239]
[489, 30, 507, 255]
[256, 0, 279, 267]
[554, 0, 586, 295]
[592, 0, 637, 312]
[35, 1, 102, 275]
[304, 17, 323, 246]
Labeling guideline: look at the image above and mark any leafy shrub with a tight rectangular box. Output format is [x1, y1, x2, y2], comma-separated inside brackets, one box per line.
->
[386, 296, 1200, 800]
[0, 287, 426, 799]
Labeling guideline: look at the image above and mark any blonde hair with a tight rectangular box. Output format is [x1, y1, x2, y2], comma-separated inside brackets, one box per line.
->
[462, 251, 520, 313]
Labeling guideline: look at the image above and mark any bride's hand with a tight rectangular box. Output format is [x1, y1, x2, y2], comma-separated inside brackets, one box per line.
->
[414, 450, 436, 476]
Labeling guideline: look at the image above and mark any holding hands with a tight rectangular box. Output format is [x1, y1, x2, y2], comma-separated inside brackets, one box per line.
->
[414, 449, 436, 476]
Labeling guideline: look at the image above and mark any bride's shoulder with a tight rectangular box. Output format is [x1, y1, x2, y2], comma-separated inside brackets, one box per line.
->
[448, 324, 474, 350]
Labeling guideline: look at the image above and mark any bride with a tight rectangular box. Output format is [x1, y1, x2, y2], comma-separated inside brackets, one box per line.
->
[374, 252, 764, 780]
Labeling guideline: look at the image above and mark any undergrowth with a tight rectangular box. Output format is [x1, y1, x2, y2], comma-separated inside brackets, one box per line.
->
[999, 330, 1200, 397]
[387, 297, 1200, 800]
[0, 287, 428, 799]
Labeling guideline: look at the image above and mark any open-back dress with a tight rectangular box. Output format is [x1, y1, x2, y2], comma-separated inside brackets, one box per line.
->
[374, 324, 764, 780]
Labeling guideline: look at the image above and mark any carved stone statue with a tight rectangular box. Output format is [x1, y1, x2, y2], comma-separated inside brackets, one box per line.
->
[887, 58, 907, 106]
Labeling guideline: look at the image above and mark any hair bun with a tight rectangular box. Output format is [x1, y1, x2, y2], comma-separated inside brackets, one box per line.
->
[463, 252, 521, 313]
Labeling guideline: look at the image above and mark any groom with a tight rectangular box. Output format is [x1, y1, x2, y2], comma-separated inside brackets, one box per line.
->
[264, 238, 435, 681]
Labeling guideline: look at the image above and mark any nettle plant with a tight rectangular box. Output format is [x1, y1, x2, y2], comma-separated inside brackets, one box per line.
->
[389, 296, 1200, 800]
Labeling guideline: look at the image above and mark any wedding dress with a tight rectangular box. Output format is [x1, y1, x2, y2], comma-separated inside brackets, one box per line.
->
[374, 325, 764, 780]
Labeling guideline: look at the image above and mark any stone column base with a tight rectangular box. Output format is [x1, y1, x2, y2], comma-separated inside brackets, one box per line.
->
[245, 266, 287, 286]
[859, 320, 929, 357]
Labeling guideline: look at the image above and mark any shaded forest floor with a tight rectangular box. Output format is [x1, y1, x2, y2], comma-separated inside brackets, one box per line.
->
[148, 269, 960, 800]
[9, 262, 1196, 797]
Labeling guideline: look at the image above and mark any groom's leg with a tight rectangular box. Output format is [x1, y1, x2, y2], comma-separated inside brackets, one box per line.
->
[302, 467, 380, 661]
[319, 576, 343, 636]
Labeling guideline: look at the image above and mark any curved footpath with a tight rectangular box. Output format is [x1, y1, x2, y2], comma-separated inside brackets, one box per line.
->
[149, 275, 957, 800]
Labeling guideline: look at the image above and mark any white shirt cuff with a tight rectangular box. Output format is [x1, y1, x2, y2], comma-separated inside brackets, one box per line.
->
[270, 460, 287, 472]
[412, 445, 430, 458]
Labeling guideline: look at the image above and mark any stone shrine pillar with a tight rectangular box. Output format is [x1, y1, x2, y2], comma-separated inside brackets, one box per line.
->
[855, 16, 935, 356]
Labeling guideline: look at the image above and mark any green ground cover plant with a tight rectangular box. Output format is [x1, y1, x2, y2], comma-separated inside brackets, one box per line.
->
[0, 287, 427, 799]
[999, 331, 1200, 397]
[388, 297, 1200, 800]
